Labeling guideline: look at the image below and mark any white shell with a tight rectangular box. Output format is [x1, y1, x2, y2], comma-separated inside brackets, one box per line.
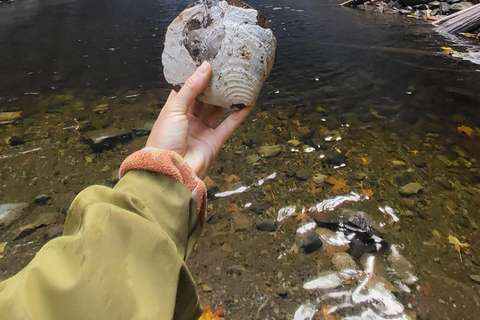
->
[162, 0, 276, 108]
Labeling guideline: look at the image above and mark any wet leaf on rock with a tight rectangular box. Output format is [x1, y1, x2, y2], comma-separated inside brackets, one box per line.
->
[325, 177, 350, 194]
[199, 305, 225, 320]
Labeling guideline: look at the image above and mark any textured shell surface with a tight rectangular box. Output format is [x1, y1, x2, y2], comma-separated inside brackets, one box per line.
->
[162, 0, 277, 108]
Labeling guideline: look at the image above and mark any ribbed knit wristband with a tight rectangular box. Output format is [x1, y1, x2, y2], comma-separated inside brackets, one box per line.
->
[119, 148, 207, 225]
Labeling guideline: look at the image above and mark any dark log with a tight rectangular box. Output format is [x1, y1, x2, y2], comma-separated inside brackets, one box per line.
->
[433, 3, 480, 36]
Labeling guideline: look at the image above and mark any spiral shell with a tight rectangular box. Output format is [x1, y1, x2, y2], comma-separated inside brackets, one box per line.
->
[162, 0, 277, 108]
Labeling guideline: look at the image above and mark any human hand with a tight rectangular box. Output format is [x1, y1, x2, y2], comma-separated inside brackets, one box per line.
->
[146, 61, 252, 179]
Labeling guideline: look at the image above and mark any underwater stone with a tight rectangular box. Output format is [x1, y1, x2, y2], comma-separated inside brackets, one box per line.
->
[301, 230, 323, 253]
[162, 0, 277, 108]
[257, 144, 282, 158]
[82, 129, 133, 152]
[256, 219, 277, 232]
[399, 182, 423, 196]
[331, 252, 357, 271]
[0, 203, 28, 227]
[312, 173, 327, 184]
[295, 168, 311, 181]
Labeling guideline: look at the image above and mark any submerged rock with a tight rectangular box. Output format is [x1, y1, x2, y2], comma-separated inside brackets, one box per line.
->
[312, 173, 327, 184]
[301, 230, 323, 253]
[82, 129, 133, 152]
[399, 182, 423, 196]
[331, 252, 357, 271]
[231, 212, 251, 232]
[0, 203, 28, 227]
[132, 120, 155, 137]
[34, 194, 51, 205]
[44, 225, 64, 240]
[256, 219, 277, 232]
[295, 168, 311, 181]
[257, 145, 282, 158]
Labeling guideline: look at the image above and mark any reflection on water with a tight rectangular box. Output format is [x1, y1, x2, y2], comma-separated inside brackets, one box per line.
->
[1, 0, 480, 319]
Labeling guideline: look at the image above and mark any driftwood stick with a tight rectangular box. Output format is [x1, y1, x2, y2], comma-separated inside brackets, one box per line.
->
[433, 3, 480, 35]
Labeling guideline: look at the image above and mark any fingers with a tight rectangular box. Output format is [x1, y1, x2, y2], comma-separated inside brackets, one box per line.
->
[165, 61, 212, 114]
[214, 106, 252, 145]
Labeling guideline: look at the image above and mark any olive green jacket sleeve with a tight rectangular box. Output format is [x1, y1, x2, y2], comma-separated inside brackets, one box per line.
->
[0, 170, 203, 320]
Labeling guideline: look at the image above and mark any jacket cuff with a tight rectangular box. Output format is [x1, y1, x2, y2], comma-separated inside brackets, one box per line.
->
[119, 148, 206, 225]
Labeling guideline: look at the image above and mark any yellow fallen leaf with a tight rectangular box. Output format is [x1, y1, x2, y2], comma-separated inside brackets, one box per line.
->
[411, 150, 419, 155]
[448, 235, 469, 252]
[448, 235, 470, 261]
[362, 188, 374, 199]
[293, 213, 310, 222]
[326, 177, 350, 194]
[199, 305, 225, 320]
[359, 157, 371, 166]
[457, 125, 475, 138]
[441, 47, 452, 50]
[459, 33, 478, 38]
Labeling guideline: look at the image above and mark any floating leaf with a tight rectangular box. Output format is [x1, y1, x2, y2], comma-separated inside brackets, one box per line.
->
[199, 305, 225, 320]
[325, 177, 350, 194]
[457, 125, 475, 138]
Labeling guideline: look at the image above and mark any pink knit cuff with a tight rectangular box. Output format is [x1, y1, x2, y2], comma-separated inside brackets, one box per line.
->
[119, 148, 206, 225]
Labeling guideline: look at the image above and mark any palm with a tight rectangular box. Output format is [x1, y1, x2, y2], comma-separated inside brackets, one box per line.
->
[145, 62, 251, 179]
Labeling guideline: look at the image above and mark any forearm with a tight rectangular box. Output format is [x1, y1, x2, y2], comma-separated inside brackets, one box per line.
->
[0, 170, 204, 320]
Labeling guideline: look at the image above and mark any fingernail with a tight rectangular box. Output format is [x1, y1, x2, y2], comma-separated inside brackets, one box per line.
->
[199, 61, 209, 75]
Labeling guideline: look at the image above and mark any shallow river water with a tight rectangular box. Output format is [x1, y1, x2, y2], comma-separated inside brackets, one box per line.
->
[1, 0, 480, 319]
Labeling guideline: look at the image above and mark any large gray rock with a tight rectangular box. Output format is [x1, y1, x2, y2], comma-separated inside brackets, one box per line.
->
[0, 203, 28, 227]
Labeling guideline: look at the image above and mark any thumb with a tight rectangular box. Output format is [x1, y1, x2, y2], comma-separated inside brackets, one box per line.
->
[163, 61, 212, 115]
